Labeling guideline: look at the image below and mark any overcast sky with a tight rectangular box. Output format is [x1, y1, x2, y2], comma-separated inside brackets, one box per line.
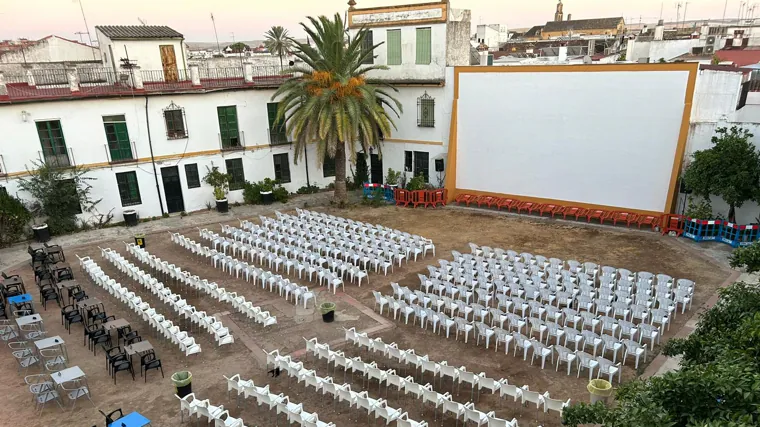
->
[0, 0, 737, 42]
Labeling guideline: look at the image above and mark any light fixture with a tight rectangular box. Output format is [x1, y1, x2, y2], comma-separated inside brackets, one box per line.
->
[21, 110, 29, 122]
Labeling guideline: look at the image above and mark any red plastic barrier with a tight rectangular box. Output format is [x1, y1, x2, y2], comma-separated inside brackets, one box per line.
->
[477, 195, 497, 208]
[517, 201, 542, 215]
[587, 209, 611, 224]
[661, 214, 685, 236]
[431, 189, 447, 207]
[637, 214, 661, 230]
[611, 211, 639, 226]
[394, 189, 411, 207]
[455, 193, 477, 206]
[496, 197, 521, 211]
[411, 190, 427, 208]
[539, 204, 560, 216]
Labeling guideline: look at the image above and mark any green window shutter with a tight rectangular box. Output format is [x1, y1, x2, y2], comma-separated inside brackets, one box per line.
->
[361, 30, 374, 64]
[36, 120, 70, 168]
[104, 120, 132, 161]
[217, 106, 239, 147]
[225, 158, 245, 190]
[184, 163, 200, 188]
[116, 171, 141, 206]
[416, 28, 431, 64]
[387, 30, 402, 65]
[267, 102, 287, 145]
[487, 54, 494, 66]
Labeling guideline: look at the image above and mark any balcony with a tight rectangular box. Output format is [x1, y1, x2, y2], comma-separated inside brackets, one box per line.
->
[219, 131, 246, 152]
[268, 129, 291, 146]
[39, 151, 73, 169]
[0, 65, 297, 102]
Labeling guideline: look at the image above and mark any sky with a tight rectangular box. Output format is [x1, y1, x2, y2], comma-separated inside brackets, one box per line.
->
[0, 0, 737, 43]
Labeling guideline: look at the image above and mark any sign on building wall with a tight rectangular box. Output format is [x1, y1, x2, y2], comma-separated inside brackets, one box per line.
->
[349, 4, 447, 28]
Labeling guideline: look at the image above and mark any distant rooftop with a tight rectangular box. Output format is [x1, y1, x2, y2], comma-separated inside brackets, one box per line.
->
[543, 17, 624, 33]
[95, 25, 184, 40]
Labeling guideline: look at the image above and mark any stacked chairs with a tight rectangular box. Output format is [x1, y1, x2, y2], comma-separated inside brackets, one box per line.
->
[221, 375, 333, 427]
[176, 393, 248, 426]
[100, 247, 234, 347]
[78, 254, 201, 357]
[263, 344, 424, 427]
[344, 328, 567, 422]
[173, 231, 314, 310]
[375, 244, 696, 381]
[128, 241, 277, 327]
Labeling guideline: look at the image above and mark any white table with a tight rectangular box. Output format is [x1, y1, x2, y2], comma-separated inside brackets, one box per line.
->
[52, 366, 85, 385]
[16, 314, 43, 327]
[35, 336, 64, 351]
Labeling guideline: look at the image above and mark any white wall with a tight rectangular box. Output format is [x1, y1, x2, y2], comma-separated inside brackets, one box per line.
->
[691, 69, 743, 123]
[626, 39, 700, 63]
[97, 30, 186, 73]
[0, 90, 347, 222]
[455, 68, 692, 213]
[0, 37, 98, 64]
[350, 23, 447, 81]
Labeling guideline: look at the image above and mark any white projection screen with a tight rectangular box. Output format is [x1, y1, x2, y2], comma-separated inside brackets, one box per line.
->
[452, 64, 697, 214]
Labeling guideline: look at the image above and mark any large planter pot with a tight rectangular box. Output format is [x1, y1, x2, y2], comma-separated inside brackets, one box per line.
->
[123, 209, 139, 227]
[320, 302, 336, 323]
[216, 198, 229, 213]
[261, 191, 274, 205]
[32, 224, 50, 243]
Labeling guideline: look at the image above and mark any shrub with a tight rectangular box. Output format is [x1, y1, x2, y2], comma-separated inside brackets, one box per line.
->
[203, 166, 230, 201]
[684, 196, 714, 219]
[385, 168, 401, 185]
[361, 187, 386, 207]
[406, 174, 426, 191]
[297, 185, 320, 194]
[729, 242, 760, 273]
[273, 186, 289, 203]
[243, 181, 262, 204]
[0, 191, 32, 247]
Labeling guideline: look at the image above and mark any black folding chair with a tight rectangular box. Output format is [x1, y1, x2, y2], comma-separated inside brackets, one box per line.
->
[140, 351, 164, 382]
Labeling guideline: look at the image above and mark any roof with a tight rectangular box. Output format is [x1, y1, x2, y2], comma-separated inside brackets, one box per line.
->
[715, 49, 760, 67]
[95, 26, 183, 40]
[543, 17, 624, 33]
[523, 25, 544, 38]
[0, 35, 96, 58]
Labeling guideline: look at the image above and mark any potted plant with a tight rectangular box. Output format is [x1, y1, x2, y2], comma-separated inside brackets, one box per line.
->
[260, 178, 276, 205]
[203, 166, 231, 213]
[385, 168, 401, 187]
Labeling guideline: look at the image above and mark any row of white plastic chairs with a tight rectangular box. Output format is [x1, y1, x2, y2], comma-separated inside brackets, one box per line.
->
[340, 328, 570, 423]
[77, 254, 201, 356]
[176, 392, 247, 426]
[463, 244, 696, 294]
[266, 346, 420, 426]
[249, 218, 427, 266]
[221, 375, 335, 427]
[101, 247, 235, 347]
[304, 337, 528, 426]
[425, 255, 695, 312]
[130, 240, 278, 328]
[283, 210, 436, 255]
[396, 286, 667, 349]
[208, 227, 369, 289]
[173, 232, 318, 307]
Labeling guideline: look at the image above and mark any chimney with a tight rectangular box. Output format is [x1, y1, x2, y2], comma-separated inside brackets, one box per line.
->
[700, 22, 709, 39]
[654, 19, 664, 41]
[567, 14, 572, 21]
[558, 44, 568, 62]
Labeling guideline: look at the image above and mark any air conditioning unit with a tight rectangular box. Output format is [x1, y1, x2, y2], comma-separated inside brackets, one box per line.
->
[692, 47, 704, 55]
[638, 57, 650, 63]
[706, 35, 716, 46]
[704, 45, 715, 55]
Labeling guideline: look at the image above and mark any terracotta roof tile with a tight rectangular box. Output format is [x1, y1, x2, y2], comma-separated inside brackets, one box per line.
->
[95, 25, 183, 40]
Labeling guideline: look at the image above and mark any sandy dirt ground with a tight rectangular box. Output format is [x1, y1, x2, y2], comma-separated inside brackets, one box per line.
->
[0, 205, 731, 427]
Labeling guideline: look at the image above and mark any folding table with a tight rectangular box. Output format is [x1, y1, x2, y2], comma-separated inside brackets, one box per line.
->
[110, 411, 151, 427]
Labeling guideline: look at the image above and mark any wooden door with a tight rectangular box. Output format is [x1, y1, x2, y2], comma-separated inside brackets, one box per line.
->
[161, 166, 185, 213]
[159, 45, 179, 82]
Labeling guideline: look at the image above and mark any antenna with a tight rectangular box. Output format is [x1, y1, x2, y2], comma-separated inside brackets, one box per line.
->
[211, 13, 221, 54]
[74, 31, 87, 43]
[138, 17, 147, 26]
[73, 0, 97, 59]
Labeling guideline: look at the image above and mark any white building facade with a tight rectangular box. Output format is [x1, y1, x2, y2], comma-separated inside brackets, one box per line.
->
[95, 26, 188, 77]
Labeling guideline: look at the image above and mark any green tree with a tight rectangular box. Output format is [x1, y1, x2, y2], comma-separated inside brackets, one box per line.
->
[729, 241, 760, 273]
[682, 126, 760, 223]
[271, 14, 402, 205]
[0, 190, 31, 247]
[264, 26, 294, 68]
[17, 161, 110, 235]
[227, 42, 250, 53]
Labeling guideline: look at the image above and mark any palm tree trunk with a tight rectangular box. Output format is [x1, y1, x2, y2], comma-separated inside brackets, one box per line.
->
[279, 52, 283, 71]
[729, 204, 736, 223]
[334, 141, 348, 206]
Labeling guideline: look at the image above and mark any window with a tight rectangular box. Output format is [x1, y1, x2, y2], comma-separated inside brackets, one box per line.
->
[413, 151, 429, 182]
[361, 30, 374, 64]
[267, 102, 288, 145]
[273, 153, 291, 183]
[217, 106, 240, 149]
[323, 153, 336, 177]
[225, 158, 245, 191]
[387, 29, 402, 65]
[415, 27, 432, 64]
[58, 179, 82, 214]
[184, 163, 200, 188]
[417, 92, 435, 127]
[116, 171, 142, 206]
[36, 120, 70, 168]
[163, 102, 187, 139]
[404, 151, 413, 172]
[103, 115, 134, 162]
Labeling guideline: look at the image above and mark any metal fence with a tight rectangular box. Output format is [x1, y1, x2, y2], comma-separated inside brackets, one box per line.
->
[200, 67, 245, 88]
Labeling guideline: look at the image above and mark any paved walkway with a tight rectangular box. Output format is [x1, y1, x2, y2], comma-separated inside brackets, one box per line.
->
[0, 192, 336, 271]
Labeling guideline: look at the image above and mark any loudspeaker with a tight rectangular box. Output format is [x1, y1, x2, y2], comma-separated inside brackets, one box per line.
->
[435, 159, 444, 172]
[679, 180, 692, 195]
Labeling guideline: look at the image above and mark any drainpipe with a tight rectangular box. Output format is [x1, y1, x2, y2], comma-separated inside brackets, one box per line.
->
[145, 96, 166, 215]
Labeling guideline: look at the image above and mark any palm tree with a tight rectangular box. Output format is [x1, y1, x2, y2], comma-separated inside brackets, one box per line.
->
[272, 14, 402, 205]
[264, 26, 293, 69]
